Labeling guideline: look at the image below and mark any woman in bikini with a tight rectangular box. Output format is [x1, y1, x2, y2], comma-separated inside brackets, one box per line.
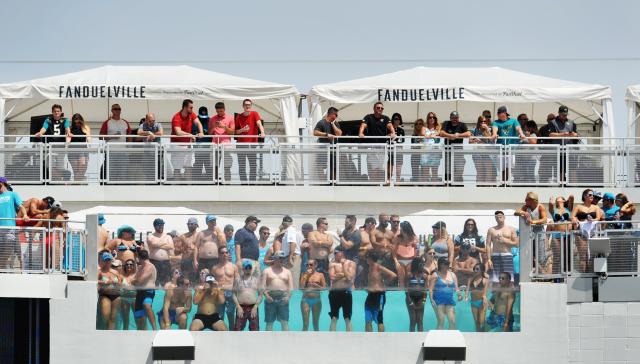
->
[98, 251, 122, 330]
[392, 221, 418, 287]
[547, 195, 574, 274]
[571, 189, 604, 272]
[466, 262, 489, 332]
[299, 259, 326, 331]
[405, 257, 428, 332]
[120, 258, 137, 330]
[422, 247, 438, 277]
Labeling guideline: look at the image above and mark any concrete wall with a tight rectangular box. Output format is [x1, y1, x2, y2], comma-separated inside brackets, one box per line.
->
[50, 282, 568, 364]
[0, 274, 67, 299]
[568, 302, 640, 363]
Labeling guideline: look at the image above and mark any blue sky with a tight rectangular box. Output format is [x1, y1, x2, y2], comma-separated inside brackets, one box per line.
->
[2, 0, 639, 135]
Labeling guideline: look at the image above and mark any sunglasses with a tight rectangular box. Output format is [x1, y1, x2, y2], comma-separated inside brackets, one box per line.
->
[375, 107, 384, 110]
[112, 108, 121, 111]
[221, 251, 229, 255]
[391, 220, 400, 224]
[499, 277, 509, 281]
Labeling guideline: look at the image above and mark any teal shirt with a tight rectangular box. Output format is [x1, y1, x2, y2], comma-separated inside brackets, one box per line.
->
[492, 118, 521, 145]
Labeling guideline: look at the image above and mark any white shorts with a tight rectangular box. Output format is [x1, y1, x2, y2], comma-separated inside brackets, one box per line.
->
[499, 154, 515, 171]
[366, 151, 386, 172]
[170, 146, 194, 170]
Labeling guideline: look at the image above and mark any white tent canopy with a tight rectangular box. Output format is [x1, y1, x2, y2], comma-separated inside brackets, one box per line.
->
[0, 65, 300, 137]
[309, 66, 614, 138]
[625, 85, 640, 138]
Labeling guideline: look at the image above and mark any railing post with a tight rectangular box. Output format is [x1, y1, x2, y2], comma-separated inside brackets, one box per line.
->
[86, 214, 99, 281]
[519, 216, 532, 283]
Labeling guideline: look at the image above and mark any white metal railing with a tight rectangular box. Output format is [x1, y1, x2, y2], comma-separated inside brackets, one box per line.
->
[0, 220, 86, 276]
[530, 221, 640, 280]
[2, 135, 640, 187]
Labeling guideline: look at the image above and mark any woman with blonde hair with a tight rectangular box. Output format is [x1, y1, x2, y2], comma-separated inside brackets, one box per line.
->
[67, 113, 92, 181]
[430, 221, 454, 264]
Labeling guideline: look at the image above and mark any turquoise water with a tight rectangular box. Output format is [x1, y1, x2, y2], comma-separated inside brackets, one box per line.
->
[102, 289, 520, 332]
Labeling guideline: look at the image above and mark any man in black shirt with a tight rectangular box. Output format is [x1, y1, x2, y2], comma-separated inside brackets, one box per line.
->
[313, 107, 343, 181]
[439, 111, 471, 183]
[358, 102, 396, 182]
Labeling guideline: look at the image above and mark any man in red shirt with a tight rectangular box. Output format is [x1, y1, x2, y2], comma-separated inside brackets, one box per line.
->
[234, 99, 265, 182]
[208, 102, 235, 181]
[171, 99, 204, 181]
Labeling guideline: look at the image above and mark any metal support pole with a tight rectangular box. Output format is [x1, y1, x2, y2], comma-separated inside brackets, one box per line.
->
[519, 216, 532, 283]
[85, 214, 99, 281]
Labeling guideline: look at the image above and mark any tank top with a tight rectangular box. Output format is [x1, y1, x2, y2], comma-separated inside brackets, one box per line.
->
[258, 242, 273, 271]
[70, 123, 87, 143]
[432, 239, 448, 259]
[527, 206, 544, 233]
[424, 128, 439, 145]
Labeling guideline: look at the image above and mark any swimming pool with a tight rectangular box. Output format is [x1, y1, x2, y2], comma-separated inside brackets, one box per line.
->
[100, 289, 520, 332]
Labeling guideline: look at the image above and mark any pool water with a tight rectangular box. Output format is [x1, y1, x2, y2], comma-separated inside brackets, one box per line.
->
[103, 289, 520, 332]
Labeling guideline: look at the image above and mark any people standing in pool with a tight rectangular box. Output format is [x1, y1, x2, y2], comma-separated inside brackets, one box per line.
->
[454, 218, 487, 266]
[430, 221, 454, 264]
[328, 246, 356, 332]
[300, 259, 327, 331]
[452, 243, 478, 288]
[466, 263, 489, 332]
[405, 257, 428, 332]
[364, 250, 397, 332]
[487, 272, 516, 332]
[547, 195, 574, 274]
[97, 251, 121, 330]
[429, 257, 462, 329]
[120, 258, 137, 330]
[486, 211, 518, 282]
[392, 221, 418, 287]
[421, 247, 438, 277]
[571, 189, 604, 272]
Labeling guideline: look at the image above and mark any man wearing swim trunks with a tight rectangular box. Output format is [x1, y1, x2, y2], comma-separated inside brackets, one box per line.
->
[177, 217, 198, 281]
[159, 271, 192, 329]
[233, 259, 262, 331]
[371, 213, 399, 285]
[194, 215, 226, 273]
[190, 275, 228, 331]
[261, 251, 293, 331]
[131, 250, 158, 330]
[212, 246, 239, 329]
[365, 250, 397, 332]
[487, 272, 515, 332]
[486, 211, 518, 282]
[147, 218, 175, 286]
[328, 246, 356, 331]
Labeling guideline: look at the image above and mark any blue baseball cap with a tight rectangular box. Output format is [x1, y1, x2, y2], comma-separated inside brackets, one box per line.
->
[206, 215, 217, 223]
[242, 259, 253, 269]
[117, 225, 136, 237]
[101, 252, 113, 262]
[603, 192, 615, 200]
[98, 214, 106, 225]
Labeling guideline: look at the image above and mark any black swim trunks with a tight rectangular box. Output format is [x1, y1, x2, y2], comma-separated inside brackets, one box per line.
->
[328, 289, 353, 319]
[194, 313, 222, 329]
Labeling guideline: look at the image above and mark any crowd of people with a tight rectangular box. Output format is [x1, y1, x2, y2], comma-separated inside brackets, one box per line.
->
[95, 212, 524, 333]
[30, 100, 582, 184]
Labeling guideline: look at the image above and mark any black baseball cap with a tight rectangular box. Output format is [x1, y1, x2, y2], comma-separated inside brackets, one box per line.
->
[198, 106, 209, 119]
[450, 111, 459, 118]
[497, 106, 508, 114]
[282, 215, 293, 223]
[558, 105, 569, 114]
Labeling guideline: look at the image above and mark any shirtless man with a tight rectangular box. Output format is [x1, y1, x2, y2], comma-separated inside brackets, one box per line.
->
[190, 275, 228, 331]
[356, 217, 376, 288]
[17, 196, 54, 226]
[261, 251, 294, 331]
[370, 213, 399, 286]
[389, 214, 401, 237]
[107, 225, 138, 263]
[233, 259, 262, 331]
[328, 246, 356, 331]
[131, 250, 158, 330]
[211, 246, 239, 329]
[177, 217, 199, 281]
[486, 211, 519, 282]
[98, 214, 109, 252]
[158, 270, 192, 329]
[307, 217, 333, 281]
[364, 250, 397, 332]
[487, 272, 516, 332]
[147, 218, 175, 286]
[194, 215, 226, 273]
